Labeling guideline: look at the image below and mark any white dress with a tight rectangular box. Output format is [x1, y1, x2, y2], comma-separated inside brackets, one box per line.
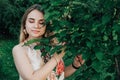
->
[19, 46, 64, 80]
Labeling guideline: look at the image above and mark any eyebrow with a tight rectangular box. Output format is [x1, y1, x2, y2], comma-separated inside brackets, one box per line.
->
[28, 18, 45, 21]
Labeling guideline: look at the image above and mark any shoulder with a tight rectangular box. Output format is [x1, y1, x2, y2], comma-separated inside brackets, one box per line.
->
[12, 43, 26, 56]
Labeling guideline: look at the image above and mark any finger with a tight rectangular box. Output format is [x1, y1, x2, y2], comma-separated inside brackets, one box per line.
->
[76, 55, 85, 65]
[75, 56, 79, 61]
[76, 55, 82, 60]
[59, 48, 65, 57]
[62, 42, 66, 46]
[81, 60, 85, 64]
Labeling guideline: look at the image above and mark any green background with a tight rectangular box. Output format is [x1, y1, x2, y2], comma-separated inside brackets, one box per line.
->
[0, 0, 120, 80]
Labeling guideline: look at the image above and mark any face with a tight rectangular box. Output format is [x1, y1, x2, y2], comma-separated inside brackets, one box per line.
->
[25, 9, 46, 40]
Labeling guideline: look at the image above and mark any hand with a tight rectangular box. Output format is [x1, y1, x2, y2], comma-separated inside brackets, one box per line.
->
[53, 47, 66, 63]
[58, 46, 66, 58]
[73, 55, 85, 68]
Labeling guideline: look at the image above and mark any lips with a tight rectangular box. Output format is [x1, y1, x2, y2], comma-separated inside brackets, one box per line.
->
[32, 30, 40, 34]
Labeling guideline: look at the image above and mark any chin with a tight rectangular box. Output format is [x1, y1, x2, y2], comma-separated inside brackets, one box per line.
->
[33, 35, 43, 38]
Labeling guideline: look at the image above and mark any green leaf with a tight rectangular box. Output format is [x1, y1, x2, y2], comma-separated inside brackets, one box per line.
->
[112, 46, 120, 55]
[95, 51, 104, 61]
[50, 45, 63, 55]
[113, 24, 120, 32]
[83, 14, 90, 20]
[103, 35, 108, 41]
[24, 38, 40, 46]
[34, 45, 43, 50]
[91, 60, 102, 72]
[86, 41, 92, 48]
[102, 15, 111, 25]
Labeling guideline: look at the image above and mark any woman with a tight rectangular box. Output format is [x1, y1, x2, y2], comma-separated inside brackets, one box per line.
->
[12, 4, 84, 80]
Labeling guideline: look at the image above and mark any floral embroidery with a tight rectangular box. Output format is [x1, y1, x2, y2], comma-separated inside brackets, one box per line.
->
[56, 60, 64, 75]
[43, 54, 65, 80]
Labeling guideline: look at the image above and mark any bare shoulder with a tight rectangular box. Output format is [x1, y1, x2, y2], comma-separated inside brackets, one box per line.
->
[12, 43, 26, 56]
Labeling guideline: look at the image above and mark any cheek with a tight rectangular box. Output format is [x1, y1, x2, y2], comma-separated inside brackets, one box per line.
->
[25, 25, 32, 34]
[26, 22, 33, 28]
[40, 27, 46, 35]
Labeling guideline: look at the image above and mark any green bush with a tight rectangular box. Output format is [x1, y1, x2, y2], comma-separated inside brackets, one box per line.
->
[42, 0, 120, 79]
[0, 0, 120, 80]
[0, 38, 18, 80]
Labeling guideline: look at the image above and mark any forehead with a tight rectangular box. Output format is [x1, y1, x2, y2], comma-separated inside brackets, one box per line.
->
[27, 9, 44, 20]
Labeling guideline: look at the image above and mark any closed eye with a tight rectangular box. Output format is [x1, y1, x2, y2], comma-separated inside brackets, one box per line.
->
[39, 22, 45, 25]
[28, 18, 35, 23]
[39, 20, 46, 26]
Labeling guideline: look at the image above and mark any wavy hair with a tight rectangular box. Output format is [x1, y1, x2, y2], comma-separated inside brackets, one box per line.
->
[19, 4, 44, 43]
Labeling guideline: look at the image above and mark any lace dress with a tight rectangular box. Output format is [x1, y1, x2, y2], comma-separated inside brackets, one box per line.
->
[19, 46, 64, 80]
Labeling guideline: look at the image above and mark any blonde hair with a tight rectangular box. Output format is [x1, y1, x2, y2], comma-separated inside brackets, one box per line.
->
[19, 4, 44, 43]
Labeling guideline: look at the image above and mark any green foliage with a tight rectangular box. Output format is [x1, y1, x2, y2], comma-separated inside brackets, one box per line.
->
[0, 39, 18, 80]
[0, 0, 120, 80]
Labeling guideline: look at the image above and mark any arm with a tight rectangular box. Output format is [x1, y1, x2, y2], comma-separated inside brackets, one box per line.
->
[12, 45, 65, 80]
[64, 55, 85, 78]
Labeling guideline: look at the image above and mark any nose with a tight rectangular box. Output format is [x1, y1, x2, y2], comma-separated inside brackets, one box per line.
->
[34, 22, 39, 28]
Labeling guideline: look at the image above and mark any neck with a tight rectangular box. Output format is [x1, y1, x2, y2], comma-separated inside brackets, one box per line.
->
[27, 36, 43, 41]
